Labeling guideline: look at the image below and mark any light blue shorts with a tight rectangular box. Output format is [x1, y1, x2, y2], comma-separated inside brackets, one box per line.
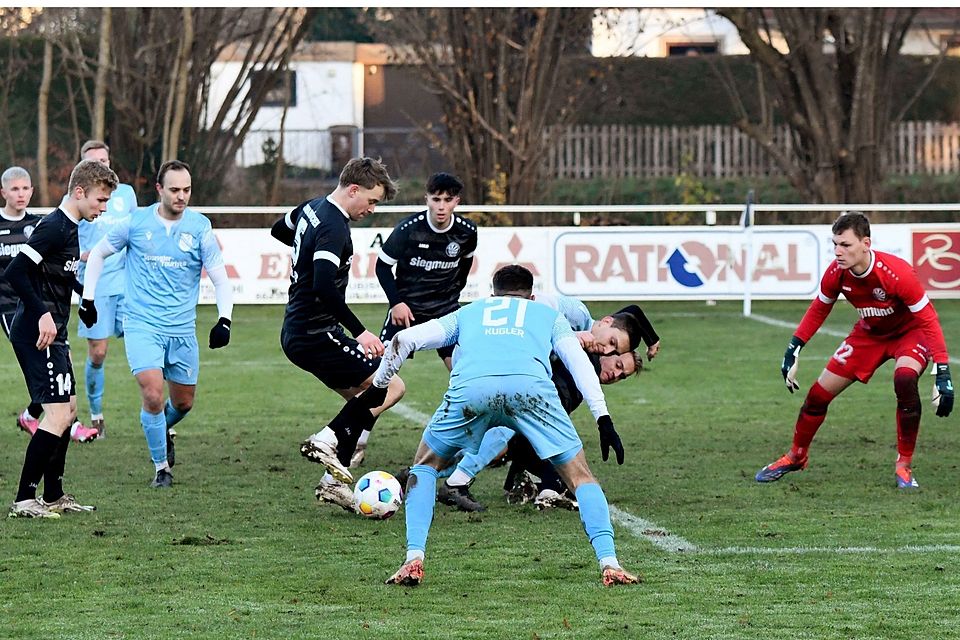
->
[422, 375, 583, 466]
[124, 328, 199, 385]
[77, 294, 125, 340]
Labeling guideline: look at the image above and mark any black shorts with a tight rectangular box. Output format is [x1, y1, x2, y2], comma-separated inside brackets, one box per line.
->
[12, 340, 76, 404]
[281, 326, 378, 391]
[379, 309, 456, 360]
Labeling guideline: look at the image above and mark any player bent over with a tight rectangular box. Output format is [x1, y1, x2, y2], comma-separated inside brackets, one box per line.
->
[369, 265, 639, 587]
[757, 212, 953, 488]
[4, 160, 117, 517]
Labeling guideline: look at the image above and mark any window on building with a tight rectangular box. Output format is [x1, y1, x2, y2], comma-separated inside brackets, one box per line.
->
[251, 69, 297, 108]
[666, 41, 719, 57]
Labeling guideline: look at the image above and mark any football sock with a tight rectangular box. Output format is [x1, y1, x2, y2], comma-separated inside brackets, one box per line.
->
[42, 429, 72, 502]
[15, 429, 61, 502]
[85, 358, 105, 418]
[27, 403, 43, 420]
[451, 427, 515, 485]
[357, 430, 371, 446]
[329, 397, 376, 465]
[164, 398, 189, 429]
[405, 465, 439, 554]
[574, 482, 616, 564]
[790, 381, 835, 459]
[141, 408, 168, 465]
[894, 367, 921, 460]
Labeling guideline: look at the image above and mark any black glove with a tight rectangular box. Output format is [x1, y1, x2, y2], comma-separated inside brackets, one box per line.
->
[358, 384, 388, 409]
[208, 317, 231, 349]
[781, 336, 805, 393]
[935, 363, 954, 418]
[597, 415, 624, 465]
[78, 298, 98, 328]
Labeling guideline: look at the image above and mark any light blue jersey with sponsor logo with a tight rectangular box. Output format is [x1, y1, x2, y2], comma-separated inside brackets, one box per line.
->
[436, 296, 578, 386]
[104, 203, 223, 336]
[76, 183, 138, 296]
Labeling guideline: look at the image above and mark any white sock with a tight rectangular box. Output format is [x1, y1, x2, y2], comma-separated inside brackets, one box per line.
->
[320, 472, 338, 486]
[405, 550, 425, 563]
[447, 469, 473, 488]
[312, 426, 338, 445]
[91, 413, 104, 421]
[357, 429, 371, 446]
[599, 556, 620, 570]
[154, 461, 171, 472]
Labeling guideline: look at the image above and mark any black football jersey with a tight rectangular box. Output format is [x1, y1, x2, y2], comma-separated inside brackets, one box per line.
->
[378, 211, 477, 316]
[282, 196, 353, 335]
[9, 209, 80, 344]
[0, 211, 42, 316]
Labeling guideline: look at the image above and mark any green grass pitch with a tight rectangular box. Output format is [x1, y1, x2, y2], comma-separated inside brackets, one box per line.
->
[2, 300, 959, 639]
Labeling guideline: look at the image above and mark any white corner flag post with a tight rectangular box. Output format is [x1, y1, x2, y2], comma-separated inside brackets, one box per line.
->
[742, 190, 755, 318]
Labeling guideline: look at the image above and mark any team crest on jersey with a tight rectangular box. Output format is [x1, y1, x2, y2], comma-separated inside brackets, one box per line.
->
[24, 225, 34, 238]
[145, 231, 153, 241]
[178, 232, 195, 252]
[872, 287, 887, 301]
[445, 242, 461, 258]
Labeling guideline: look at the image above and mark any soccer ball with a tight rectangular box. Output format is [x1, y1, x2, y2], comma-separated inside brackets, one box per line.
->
[354, 471, 403, 520]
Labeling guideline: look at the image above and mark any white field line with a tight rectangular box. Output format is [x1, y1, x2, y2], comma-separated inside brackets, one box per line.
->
[608, 505, 699, 553]
[611, 504, 960, 556]
[749, 313, 960, 366]
[391, 402, 432, 424]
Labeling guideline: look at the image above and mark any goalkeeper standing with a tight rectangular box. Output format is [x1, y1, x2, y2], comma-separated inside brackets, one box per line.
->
[757, 212, 953, 488]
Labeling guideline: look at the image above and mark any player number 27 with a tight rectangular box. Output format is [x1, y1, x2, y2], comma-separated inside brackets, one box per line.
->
[482, 298, 528, 328]
[832, 340, 853, 365]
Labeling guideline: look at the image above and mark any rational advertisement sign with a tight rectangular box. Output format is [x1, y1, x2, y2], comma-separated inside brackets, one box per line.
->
[198, 223, 960, 304]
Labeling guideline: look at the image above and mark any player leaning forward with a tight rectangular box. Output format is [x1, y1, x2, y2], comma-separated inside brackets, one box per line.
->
[757, 211, 953, 488]
[5, 160, 117, 517]
[82, 160, 234, 488]
[365, 265, 639, 587]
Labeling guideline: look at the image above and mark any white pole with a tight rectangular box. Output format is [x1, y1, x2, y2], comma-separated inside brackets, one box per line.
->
[742, 190, 754, 317]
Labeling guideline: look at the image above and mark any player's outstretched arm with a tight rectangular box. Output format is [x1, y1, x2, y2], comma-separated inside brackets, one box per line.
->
[270, 211, 296, 246]
[205, 264, 234, 349]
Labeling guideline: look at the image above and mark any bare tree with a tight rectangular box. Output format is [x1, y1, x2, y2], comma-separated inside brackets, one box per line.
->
[716, 8, 950, 203]
[37, 38, 52, 204]
[368, 8, 593, 206]
[91, 7, 110, 140]
[107, 7, 312, 202]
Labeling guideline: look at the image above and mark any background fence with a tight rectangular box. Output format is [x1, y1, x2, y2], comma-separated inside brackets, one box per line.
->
[243, 121, 960, 179]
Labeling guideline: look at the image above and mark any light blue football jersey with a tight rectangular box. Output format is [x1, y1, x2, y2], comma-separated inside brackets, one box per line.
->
[437, 296, 578, 386]
[77, 183, 138, 296]
[533, 292, 593, 332]
[104, 203, 224, 336]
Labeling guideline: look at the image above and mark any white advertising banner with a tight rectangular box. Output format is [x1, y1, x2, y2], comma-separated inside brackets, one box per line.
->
[199, 223, 960, 304]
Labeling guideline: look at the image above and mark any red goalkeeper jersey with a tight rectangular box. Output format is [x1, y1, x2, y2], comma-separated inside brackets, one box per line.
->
[795, 250, 949, 363]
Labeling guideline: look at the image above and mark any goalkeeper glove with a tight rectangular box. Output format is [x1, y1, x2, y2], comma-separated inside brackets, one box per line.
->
[781, 336, 805, 393]
[208, 317, 231, 349]
[597, 415, 624, 464]
[78, 298, 98, 328]
[357, 384, 388, 409]
[934, 363, 954, 418]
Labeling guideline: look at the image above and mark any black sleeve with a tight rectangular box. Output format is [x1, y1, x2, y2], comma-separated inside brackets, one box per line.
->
[456, 256, 473, 293]
[71, 277, 83, 296]
[3, 253, 46, 316]
[376, 258, 402, 308]
[271, 214, 295, 246]
[620, 303, 660, 345]
[312, 259, 366, 337]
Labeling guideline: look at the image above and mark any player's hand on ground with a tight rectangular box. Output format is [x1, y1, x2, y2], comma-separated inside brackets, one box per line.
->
[357, 330, 384, 359]
[597, 415, 624, 464]
[390, 302, 415, 328]
[646, 340, 660, 361]
[209, 317, 232, 349]
[577, 331, 601, 353]
[36, 312, 56, 350]
[935, 363, 954, 418]
[78, 298, 98, 329]
[358, 384, 388, 409]
[781, 336, 804, 393]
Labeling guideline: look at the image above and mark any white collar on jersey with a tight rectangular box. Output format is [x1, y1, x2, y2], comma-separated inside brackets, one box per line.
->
[0, 209, 27, 222]
[425, 212, 454, 234]
[849, 250, 876, 279]
[326, 194, 350, 220]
